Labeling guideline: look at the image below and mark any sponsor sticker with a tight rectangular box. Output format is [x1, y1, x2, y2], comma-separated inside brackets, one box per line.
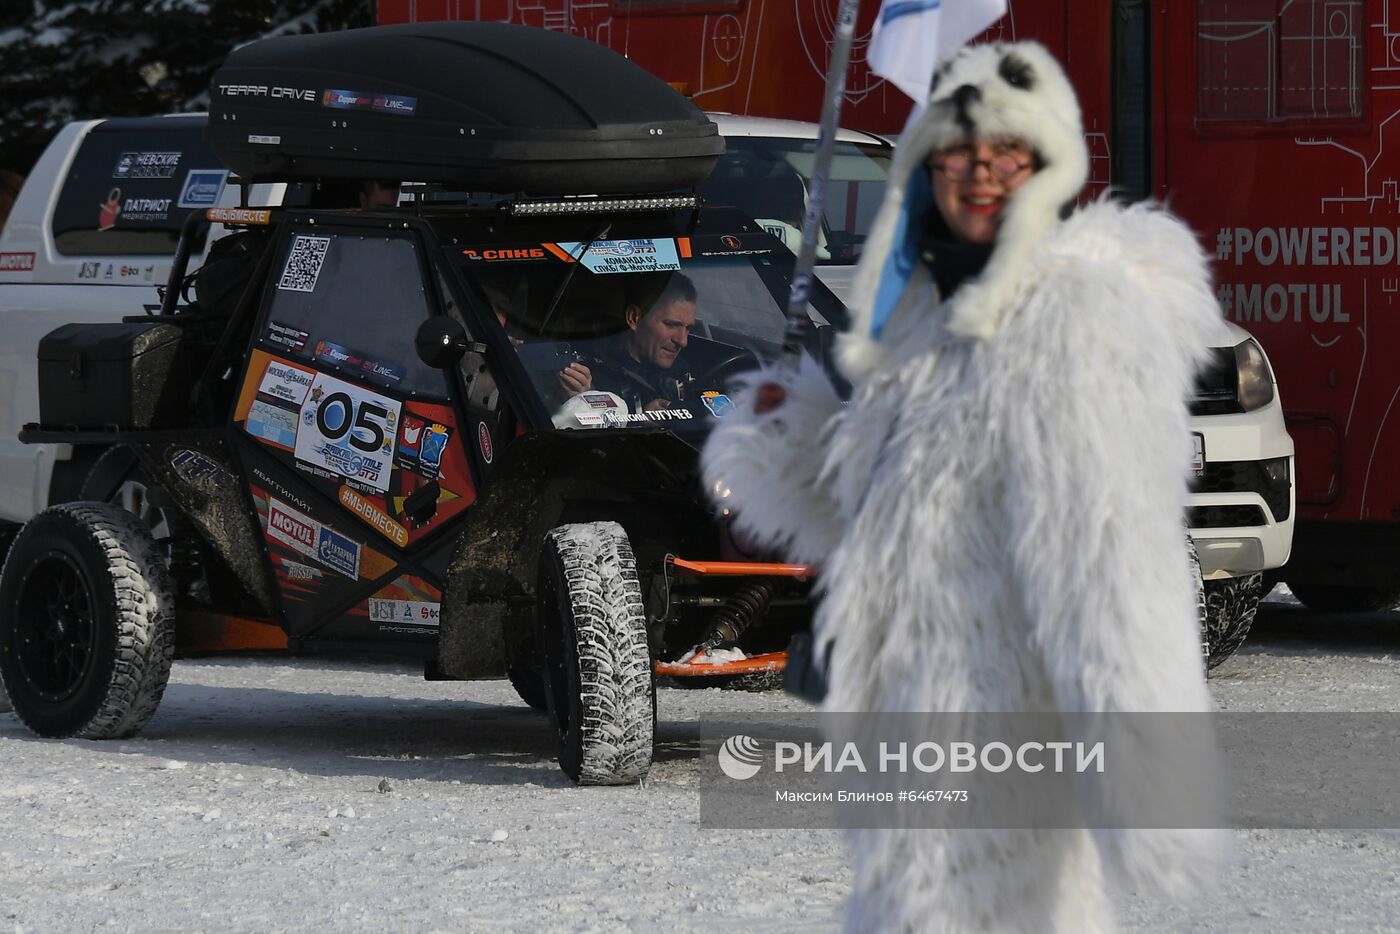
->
[113, 263, 155, 281]
[208, 207, 271, 226]
[397, 414, 426, 472]
[99, 188, 122, 230]
[113, 151, 181, 179]
[552, 239, 681, 275]
[701, 391, 736, 417]
[278, 235, 331, 292]
[169, 448, 220, 482]
[294, 374, 401, 493]
[218, 84, 316, 101]
[322, 89, 418, 116]
[121, 196, 174, 224]
[419, 422, 451, 479]
[267, 498, 318, 559]
[258, 358, 315, 406]
[177, 169, 228, 208]
[339, 485, 409, 548]
[0, 252, 35, 272]
[278, 557, 323, 582]
[368, 598, 441, 626]
[252, 468, 312, 514]
[317, 525, 361, 579]
[580, 392, 620, 409]
[246, 400, 299, 450]
[477, 422, 493, 465]
[313, 340, 405, 386]
[461, 247, 548, 262]
[265, 320, 309, 353]
[598, 408, 695, 425]
[248, 135, 281, 145]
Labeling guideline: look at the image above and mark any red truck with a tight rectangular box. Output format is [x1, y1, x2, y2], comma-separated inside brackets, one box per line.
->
[378, 0, 1400, 611]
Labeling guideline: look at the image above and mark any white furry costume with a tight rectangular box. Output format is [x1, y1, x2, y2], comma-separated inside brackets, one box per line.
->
[702, 43, 1231, 933]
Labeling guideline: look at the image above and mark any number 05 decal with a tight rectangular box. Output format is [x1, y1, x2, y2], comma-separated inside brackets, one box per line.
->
[316, 392, 390, 453]
[294, 374, 401, 492]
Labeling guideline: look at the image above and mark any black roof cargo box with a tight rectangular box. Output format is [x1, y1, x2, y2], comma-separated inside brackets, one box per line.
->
[206, 22, 723, 195]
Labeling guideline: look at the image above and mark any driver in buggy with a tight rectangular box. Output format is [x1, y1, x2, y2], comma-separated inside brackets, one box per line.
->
[569, 272, 699, 412]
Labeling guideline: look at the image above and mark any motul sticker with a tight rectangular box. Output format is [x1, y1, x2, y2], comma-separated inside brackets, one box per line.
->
[267, 498, 318, 559]
[0, 252, 35, 272]
[477, 422, 493, 465]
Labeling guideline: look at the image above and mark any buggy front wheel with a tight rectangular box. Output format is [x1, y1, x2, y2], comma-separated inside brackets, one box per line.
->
[537, 521, 655, 785]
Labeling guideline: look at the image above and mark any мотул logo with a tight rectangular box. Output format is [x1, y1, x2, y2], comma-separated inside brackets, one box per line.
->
[718, 735, 764, 780]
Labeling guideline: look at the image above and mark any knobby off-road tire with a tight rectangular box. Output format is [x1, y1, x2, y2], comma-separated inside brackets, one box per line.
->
[0, 503, 176, 738]
[1203, 573, 1262, 671]
[538, 521, 655, 785]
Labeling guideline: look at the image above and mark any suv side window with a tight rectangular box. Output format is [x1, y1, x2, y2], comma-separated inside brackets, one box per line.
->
[52, 117, 224, 256]
[258, 228, 444, 396]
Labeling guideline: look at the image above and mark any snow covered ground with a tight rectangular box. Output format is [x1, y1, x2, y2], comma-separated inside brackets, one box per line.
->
[3, 595, 1400, 933]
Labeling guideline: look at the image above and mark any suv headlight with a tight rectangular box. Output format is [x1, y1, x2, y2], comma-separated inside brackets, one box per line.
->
[1235, 338, 1275, 411]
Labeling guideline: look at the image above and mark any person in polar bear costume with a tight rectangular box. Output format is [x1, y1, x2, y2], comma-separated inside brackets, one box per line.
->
[702, 41, 1232, 933]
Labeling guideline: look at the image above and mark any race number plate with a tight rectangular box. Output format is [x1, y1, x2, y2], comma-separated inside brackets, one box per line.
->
[1192, 433, 1205, 478]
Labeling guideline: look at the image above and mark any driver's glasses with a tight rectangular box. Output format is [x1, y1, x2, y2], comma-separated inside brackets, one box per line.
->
[932, 143, 1034, 182]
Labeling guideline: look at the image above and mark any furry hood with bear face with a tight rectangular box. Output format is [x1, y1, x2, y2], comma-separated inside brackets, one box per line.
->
[840, 41, 1089, 381]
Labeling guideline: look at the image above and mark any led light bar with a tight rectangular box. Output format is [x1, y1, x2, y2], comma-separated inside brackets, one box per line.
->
[510, 195, 700, 216]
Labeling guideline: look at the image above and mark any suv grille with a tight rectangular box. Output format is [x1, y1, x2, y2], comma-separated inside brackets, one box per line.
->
[1187, 505, 1267, 528]
[1191, 460, 1290, 522]
[1189, 348, 1242, 416]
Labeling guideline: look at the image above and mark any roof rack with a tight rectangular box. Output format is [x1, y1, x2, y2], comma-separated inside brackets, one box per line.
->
[207, 22, 724, 196]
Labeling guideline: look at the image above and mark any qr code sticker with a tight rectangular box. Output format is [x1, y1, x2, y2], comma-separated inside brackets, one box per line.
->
[277, 235, 331, 292]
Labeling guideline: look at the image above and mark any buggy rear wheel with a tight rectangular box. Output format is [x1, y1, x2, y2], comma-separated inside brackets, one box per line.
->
[538, 521, 655, 785]
[0, 503, 175, 738]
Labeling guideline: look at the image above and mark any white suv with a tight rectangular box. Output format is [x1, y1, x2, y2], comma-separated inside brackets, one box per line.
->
[699, 115, 1295, 669]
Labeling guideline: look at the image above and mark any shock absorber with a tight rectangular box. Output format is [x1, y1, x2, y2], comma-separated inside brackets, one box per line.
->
[694, 581, 777, 652]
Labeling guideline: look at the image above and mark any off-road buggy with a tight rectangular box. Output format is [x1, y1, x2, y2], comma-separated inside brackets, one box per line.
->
[0, 23, 848, 784]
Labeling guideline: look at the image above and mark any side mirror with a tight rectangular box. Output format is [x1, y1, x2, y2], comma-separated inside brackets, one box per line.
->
[415, 315, 470, 368]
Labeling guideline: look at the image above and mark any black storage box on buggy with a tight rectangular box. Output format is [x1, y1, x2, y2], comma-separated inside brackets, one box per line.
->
[38, 322, 186, 430]
[206, 22, 724, 195]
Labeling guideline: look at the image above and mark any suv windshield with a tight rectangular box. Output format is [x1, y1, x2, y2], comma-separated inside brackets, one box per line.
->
[700, 136, 891, 265]
[444, 208, 846, 433]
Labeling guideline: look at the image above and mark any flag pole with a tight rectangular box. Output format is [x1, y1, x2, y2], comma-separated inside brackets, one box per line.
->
[783, 0, 864, 358]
